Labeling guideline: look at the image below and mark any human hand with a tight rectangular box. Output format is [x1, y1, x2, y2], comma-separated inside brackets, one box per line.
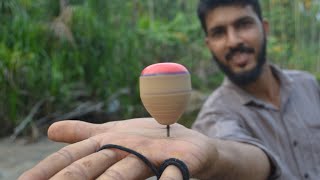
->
[19, 118, 218, 180]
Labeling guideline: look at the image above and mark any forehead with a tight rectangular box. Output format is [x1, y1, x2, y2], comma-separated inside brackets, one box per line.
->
[205, 5, 259, 29]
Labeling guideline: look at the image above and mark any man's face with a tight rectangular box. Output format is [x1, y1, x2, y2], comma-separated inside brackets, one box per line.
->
[205, 5, 268, 86]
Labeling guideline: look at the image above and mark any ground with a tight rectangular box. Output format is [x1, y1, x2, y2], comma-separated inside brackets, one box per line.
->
[0, 137, 65, 180]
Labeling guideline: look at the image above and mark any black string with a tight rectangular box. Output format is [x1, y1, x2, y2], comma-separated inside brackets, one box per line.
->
[159, 158, 190, 180]
[98, 144, 160, 177]
[98, 144, 190, 180]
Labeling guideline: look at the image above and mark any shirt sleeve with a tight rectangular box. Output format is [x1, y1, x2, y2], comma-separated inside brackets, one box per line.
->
[311, 75, 320, 97]
[192, 107, 282, 179]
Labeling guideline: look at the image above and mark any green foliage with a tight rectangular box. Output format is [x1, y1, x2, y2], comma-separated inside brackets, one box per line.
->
[0, 0, 319, 136]
[263, 0, 320, 73]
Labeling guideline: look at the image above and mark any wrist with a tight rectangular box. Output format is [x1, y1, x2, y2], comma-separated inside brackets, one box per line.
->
[195, 137, 220, 179]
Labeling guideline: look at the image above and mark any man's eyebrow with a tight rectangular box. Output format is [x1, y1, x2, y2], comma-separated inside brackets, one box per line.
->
[208, 25, 223, 33]
[234, 16, 255, 24]
[208, 15, 256, 33]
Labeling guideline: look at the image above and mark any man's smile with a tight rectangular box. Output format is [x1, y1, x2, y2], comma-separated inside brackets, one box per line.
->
[230, 52, 251, 67]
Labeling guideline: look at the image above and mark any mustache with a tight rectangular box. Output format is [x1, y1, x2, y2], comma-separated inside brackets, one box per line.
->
[225, 44, 255, 61]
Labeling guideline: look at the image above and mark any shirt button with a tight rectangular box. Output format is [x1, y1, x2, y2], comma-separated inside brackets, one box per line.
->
[293, 140, 298, 147]
[304, 173, 309, 179]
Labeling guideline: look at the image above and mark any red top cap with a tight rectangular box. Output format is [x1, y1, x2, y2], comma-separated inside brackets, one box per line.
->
[141, 63, 189, 76]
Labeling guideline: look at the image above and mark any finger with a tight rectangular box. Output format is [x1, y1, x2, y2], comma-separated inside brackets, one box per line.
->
[160, 165, 183, 180]
[48, 120, 114, 143]
[47, 118, 159, 144]
[50, 149, 119, 180]
[96, 154, 153, 180]
[19, 138, 100, 180]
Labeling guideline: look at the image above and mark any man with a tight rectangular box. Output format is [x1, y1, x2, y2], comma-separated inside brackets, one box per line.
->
[193, 0, 320, 179]
[20, 0, 320, 179]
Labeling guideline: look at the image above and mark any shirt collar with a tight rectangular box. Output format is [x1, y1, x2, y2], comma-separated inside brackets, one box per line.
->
[221, 64, 293, 108]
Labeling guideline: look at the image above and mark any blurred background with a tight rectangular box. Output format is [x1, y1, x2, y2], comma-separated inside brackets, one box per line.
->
[0, 0, 320, 139]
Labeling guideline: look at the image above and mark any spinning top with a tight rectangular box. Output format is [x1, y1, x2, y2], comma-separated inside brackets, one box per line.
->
[140, 63, 192, 137]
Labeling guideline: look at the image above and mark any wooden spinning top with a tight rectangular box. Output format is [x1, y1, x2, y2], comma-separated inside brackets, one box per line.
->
[140, 63, 192, 137]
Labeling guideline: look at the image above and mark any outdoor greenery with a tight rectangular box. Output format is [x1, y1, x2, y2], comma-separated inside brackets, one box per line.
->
[0, 0, 319, 137]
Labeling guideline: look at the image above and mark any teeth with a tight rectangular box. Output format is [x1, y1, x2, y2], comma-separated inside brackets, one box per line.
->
[231, 53, 250, 66]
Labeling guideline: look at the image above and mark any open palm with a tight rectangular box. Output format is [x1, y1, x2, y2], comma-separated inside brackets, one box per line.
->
[19, 118, 217, 180]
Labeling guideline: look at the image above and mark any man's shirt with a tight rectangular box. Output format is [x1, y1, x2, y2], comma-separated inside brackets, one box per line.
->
[192, 65, 320, 179]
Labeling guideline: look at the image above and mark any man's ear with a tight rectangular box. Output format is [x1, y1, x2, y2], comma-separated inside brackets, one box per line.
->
[205, 37, 210, 48]
[262, 19, 270, 35]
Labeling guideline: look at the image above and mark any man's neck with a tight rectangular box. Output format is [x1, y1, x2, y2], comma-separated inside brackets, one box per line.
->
[242, 64, 281, 109]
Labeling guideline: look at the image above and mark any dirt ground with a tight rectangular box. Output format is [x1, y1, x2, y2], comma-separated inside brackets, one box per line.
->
[0, 137, 66, 180]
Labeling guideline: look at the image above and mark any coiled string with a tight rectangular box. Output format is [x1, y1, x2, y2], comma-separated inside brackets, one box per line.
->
[98, 144, 189, 180]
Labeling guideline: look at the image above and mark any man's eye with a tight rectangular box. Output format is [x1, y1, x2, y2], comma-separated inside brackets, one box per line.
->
[238, 20, 253, 29]
[210, 29, 224, 38]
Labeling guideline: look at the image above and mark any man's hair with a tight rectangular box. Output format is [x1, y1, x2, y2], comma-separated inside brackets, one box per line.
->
[197, 0, 263, 34]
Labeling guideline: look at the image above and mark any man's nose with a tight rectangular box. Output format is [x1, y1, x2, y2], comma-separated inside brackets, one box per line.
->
[226, 29, 242, 49]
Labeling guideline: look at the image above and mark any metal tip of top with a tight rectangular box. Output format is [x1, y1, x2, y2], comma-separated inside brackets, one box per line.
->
[167, 125, 170, 137]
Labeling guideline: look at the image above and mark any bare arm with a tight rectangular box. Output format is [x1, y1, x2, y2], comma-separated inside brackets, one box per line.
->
[203, 139, 270, 180]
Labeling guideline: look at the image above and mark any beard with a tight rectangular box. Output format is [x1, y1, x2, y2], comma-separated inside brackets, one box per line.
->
[212, 37, 267, 87]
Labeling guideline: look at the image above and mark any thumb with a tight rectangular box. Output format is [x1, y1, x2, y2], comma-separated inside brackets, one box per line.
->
[47, 120, 109, 143]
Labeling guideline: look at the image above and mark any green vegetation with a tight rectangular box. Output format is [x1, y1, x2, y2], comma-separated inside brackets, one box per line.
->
[0, 0, 319, 137]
